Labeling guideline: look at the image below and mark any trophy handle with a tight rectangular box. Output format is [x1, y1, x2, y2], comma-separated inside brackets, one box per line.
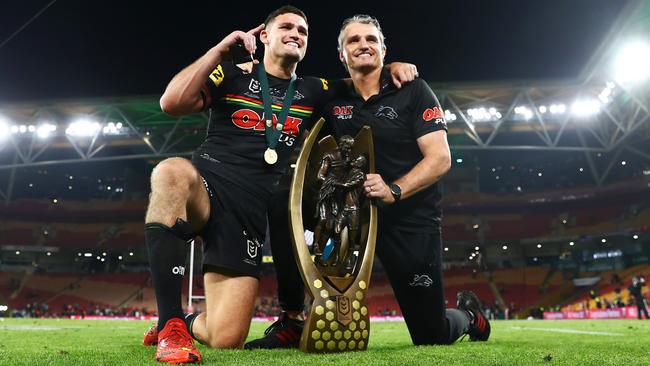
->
[289, 118, 328, 296]
[350, 126, 377, 281]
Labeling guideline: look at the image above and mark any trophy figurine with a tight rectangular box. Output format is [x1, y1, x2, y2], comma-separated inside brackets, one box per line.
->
[288, 118, 377, 353]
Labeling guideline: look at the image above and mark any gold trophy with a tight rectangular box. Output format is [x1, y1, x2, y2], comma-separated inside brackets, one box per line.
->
[288, 118, 377, 353]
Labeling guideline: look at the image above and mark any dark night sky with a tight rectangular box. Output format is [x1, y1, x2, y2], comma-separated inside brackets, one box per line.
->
[0, 0, 629, 103]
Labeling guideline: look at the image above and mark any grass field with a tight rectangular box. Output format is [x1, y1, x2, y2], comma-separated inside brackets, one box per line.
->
[1, 318, 650, 365]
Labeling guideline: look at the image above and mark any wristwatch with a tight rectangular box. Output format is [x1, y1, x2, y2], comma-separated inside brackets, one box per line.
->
[389, 183, 402, 202]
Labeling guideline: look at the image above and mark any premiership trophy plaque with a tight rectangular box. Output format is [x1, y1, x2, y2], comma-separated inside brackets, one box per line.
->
[288, 118, 377, 353]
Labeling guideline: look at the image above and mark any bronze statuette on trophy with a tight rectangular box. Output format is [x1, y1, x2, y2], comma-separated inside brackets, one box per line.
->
[288, 118, 377, 353]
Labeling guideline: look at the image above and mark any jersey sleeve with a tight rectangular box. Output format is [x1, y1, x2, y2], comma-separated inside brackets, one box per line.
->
[409, 79, 448, 138]
[202, 62, 239, 110]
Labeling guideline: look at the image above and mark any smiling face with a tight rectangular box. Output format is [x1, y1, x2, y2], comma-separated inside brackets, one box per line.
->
[338, 21, 385, 73]
[261, 13, 309, 64]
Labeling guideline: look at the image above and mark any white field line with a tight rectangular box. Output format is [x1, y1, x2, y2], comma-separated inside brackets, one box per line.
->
[510, 326, 624, 336]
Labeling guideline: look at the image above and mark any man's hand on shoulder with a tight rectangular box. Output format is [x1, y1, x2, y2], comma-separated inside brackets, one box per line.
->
[386, 62, 419, 89]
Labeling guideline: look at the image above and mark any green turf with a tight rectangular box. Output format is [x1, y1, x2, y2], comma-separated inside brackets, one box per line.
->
[1, 318, 650, 365]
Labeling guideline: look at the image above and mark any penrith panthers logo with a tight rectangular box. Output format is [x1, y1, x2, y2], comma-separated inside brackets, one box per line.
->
[409, 274, 433, 287]
[375, 105, 398, 120]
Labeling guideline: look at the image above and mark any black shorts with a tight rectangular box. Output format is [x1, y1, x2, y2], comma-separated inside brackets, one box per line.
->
[196, 168, 269, 278]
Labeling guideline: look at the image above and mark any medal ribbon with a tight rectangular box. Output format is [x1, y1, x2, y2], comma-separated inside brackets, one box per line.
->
[257, 63, 297, 150]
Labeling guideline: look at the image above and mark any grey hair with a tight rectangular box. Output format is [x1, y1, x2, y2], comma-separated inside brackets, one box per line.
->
[337, 14, 386, 52]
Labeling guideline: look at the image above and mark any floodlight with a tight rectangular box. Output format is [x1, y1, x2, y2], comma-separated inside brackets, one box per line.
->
[36, 123, 57, 139]
[66, 118, 101, 137]
[614, 40, 650, 83]
[0, 119, 9, 140]
[571, 100, 601, 117]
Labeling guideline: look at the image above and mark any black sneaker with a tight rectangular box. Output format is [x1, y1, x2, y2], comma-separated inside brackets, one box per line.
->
[456, 291, 491, 341]
[244, 312, 304, 349]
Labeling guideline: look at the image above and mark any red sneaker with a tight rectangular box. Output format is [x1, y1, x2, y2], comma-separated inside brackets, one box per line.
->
[143, 324, 158, 346]
[155, 318, 201, 364]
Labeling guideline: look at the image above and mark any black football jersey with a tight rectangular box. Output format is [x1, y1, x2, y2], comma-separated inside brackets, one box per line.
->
[191, 62, 332, 199]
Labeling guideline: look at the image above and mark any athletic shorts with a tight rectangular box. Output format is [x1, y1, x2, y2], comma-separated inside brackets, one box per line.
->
[196, 168, 269, 278]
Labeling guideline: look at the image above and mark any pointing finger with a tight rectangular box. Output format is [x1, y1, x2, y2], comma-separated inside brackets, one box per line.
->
[247, 23, 265, 35]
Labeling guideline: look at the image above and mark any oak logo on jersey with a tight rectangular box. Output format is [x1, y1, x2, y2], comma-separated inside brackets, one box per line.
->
[332, 105, 354, 120]
[422, 106, 445, 125]
[209, 65, 225, 88]
[231, 109, 303, 136]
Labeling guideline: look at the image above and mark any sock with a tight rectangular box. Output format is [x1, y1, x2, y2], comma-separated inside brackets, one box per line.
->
[446, 309, 472, 342]
[464, 309, 476, 323]
[268, 188, 306, 313]
[145, 223, 189, 332]
[184, 313, 200, 340]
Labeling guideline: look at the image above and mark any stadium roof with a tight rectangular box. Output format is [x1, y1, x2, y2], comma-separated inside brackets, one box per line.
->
[0, 0, 649, 201]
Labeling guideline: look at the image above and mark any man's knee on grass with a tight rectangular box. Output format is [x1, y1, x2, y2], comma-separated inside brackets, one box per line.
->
[202, 326, 249, 349]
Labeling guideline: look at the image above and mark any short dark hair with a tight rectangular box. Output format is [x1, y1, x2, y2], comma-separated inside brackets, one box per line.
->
[265, 5, 308, 27]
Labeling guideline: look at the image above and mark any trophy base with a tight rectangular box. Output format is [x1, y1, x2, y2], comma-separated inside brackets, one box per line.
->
[299, 277, 370, 353]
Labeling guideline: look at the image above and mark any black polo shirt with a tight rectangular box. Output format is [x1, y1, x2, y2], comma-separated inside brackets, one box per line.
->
[323, 69, 448, 232]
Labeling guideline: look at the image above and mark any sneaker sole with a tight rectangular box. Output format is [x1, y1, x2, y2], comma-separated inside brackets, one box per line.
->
[156, 353, 200, 364]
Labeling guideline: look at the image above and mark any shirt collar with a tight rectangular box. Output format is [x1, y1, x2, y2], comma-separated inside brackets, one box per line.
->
[345, 67, 396, 98]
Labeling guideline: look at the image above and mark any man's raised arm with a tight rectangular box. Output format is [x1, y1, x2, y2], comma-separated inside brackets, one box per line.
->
[159, 24, 264, 116]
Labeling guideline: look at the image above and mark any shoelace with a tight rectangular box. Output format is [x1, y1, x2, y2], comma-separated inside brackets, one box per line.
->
[165, 323, 192, 346]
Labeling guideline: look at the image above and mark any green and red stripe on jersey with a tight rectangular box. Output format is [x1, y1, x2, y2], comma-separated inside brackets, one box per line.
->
[222, 94, 314, 118]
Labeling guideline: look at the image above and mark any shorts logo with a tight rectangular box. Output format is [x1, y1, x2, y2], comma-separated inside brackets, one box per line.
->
[422, 107, 444, 122]
[409, 274, 433, 287]
[332, 105, 353, 120]
[172, 266, 186, 276]
[375, 105, 398, 120]
[247, 239, 261, 259]
[209, 65, 225, 88]
[200, 153, 220, 164]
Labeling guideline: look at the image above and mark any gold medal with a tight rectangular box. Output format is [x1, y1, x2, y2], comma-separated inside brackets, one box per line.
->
[264, 148, 278, 165]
